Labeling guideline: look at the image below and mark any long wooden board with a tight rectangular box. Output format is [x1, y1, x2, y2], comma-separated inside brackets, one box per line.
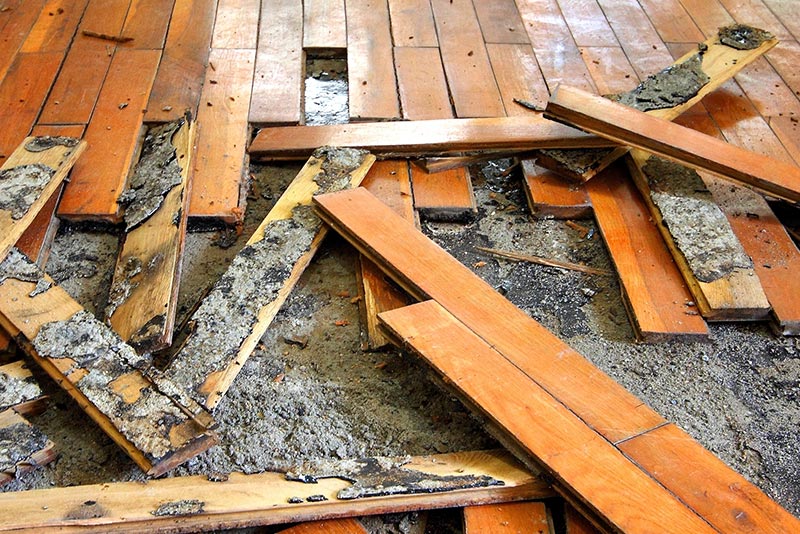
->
[378, 301, 714, 534]
[521, 160, 592, 220]
[0, 450, 552, 533]
[249, 116, 612, 160]
[394, 47, 453, 121]
[545, 84, 800, 203]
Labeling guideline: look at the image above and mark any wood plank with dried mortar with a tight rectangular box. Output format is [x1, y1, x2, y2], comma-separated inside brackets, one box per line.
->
[0, 407, 56, 487]
[0, 360, 45, 415]
[105, 118, 194, 352]
[0, 449, 552, 533]
[0, 249, 217, 476]
[378, 301, 715, 534]
[463, 501, 551, 533]
[387, 0, 438, 47]
[304, 0, 347, 50]
[163, 149, 375, 410]
[410, 166, 477, 222]
[57, 48, 161, 222]
[394, 47, 453, 121]
[521, 160, 592, 220]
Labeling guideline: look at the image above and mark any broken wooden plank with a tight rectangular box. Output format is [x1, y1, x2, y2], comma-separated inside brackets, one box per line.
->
[626, 150, 770, 320]
[249, 116, 612, 160]
[163, 149, 375, 410]
[278, 519, 368, 534]
[303, 0, 347, 50]
[475, 247, 611, 277]
[106, 118, 194, 352]
[463, 501, 551, 533]
[57, 48, 161, 222]
[249, 0, 304, 125]
[0, 360, 45, 415]
[394, 47, 453, 121]
[0, 135, 86, 263]
[0, 407, 56, 487]
[410, 166, 477, 222]
[378, 300, 714, 534]
[188, 47, 254, 222]
[585, 163, 709, 341]
[521, 160, 592, 220]
[0, 449, 552, 532]
[545, 84, 800, 203]
[313, 187, 666, 443]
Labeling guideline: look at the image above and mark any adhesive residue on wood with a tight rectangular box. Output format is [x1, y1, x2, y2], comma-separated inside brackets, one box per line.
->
[0, 164, 55, 220]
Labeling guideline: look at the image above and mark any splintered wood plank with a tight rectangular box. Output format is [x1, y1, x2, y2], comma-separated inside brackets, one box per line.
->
[0, 450, 551, 532]
[346, 0, 400, 120]
[57, 49, 160, 222]
[106, 119, 194, 352]
[463, 501, 551, 533]
[0, 0, 44, 82]
[314, 188, 667, 442]
[304, 0, 347, 50]
[411, 166, 477, 221]
[637, 0, 704, 43]
[278, 519, 368, 534]
[585, 163, 709, 341]
[0, 250, 217, 476]
[145, 0, 217, 122]
[0, 136, 86, 263]
[0, 408, 56, 487]
[471, 0, 529, 44]
[521, 160, 592, 220]
[188, 47, 254, 222]
[388, 0, 438, 47]
[486, 43, 550, 115]
[119, 0, 175, 49]
[165, 150, 375, 410]
[625, 149, 770, 321]
[516, 0, 596, 93]
[249, 0, 304, 125]
[430, 0, 505, 118]
[38, 0, 130, 125]
[250, 116, 612, 160]
[0, 360, 45, 415]
[394, 47, 453, 120]
[0, 52, 62, 161]
[619, 423, 800, 534]
[20, 0, 89, 53]
[377, 301, 715, 534]
[212, 0, 259, 49]
[556, 0, 617, 47]
[545, 85, 800, 202]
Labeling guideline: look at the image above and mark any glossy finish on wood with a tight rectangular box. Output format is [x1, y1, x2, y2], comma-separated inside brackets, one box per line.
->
[463, 501, 551, 533]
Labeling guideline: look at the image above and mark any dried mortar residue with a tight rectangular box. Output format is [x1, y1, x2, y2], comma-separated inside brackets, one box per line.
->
[104, 256, 143, 321]
[0, 369, 42, 412]
[0, 163, 55, 220]
[23, 136, 79, 153]
[718, 24, 774, 50]
[535, 148, 615, 176]
[0, 422, 48, 473]
[117, 119, 185, 231]
[643, 156, 753, 282]
[151, 499, 204, 517]
[0, 248, 46, 285]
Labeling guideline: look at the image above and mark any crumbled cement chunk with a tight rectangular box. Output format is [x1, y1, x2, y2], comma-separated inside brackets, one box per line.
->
[0, 164, 55, 220]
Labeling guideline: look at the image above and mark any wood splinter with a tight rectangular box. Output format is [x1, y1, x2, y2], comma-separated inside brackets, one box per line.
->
[81, 30, 134, 43]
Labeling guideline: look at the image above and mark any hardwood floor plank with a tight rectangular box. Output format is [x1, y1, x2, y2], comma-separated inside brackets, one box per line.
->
[637, 0, 705, 43]
[556, 0, 618, 47]
[677, 0, 734, 37]
[144, 0, 217, 122]
[249, 0, 304, 125]
[20, 0, 89, 53]
[57, 49, 161, 222]
[762, 0, 800, 41]
[314, 188, 667, 443]
[471, 0, 529, 44]
[716, 0, 793, 42]
[579, 46, 639, 95]
[394, 47, 453, 120]
[278, 519, 368, 534]
[212, 0, 259, 48]
[120, 0, 175, 49]
[463, 502, 551, 533]
[303, 0, 347, 50]
[565, 503, 602, 534]
[765, 40, 800, 105]
[0, 0, 44, 82]
[585, 163, 709, 341]
[188, 47, 254, 222]
[410, 166, 476, 221]
[486, 43, 550, 115]
[388, 0, 438, 47]
[770, 115, 800, 165]
[430, 0, 505, 118]
[734, 55, 800, 119]
[521, 160, 592, 220]
[346, 0, 400, 120]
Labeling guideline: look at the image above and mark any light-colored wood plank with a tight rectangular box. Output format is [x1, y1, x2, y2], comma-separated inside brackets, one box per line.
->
[585, 163, 709, 341]
[314, 187, 667, 442]
[430, 0, 505, 118]
[120, 0, 175, 49]
[20, 0, 89, 53]
[250, 116, 612, 160]
[410, 166, 477, 221]
[765, 40, 800, 111]
[579, 46, 639, 95]
[378, 301, 715, 534]
[278, 518, 368, 534]
[521, 160, 592, 220]
[471, 0, 529, 44]
[346, 0, 400, 120]
[303, 0, 347, 50]
[0, 450, 551, 533]
[211, 0, 259, 48]
[762, 0, 800, 41]
[556, 0, 617, 48]
[486, 43, 550, 115]
[770, 115, 800, 166]
[388, 0, 438, 47]
[463, 501, 551, 533]
[394, 47, 453, 120]
[188, 47, 254, 222]
[545, 84, 800, 203]
[249, 0, 304, 125]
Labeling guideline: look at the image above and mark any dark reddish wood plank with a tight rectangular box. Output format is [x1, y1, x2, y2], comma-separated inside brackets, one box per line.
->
[463, 501, 550, 533]
[557, 0, 618, 47]
[277, 518, 368, 534]
[388, 0, 438, 47]
[57, 49, 160, 221]
[471, 0, 529, 44]
[521, 160, 592, 220]
[20, 0, 89, 53]
[361, 160, 415, 221]
[394, 47, 452, 120]
[430, 0, 505, 118]
[486, 43, 550, 115]
[0, 0, 44, 81]
[212, 0, 259, 48]
[120, 0, 175, 49]
[565, 503, 602, 534]
[304, 0, 347, 50]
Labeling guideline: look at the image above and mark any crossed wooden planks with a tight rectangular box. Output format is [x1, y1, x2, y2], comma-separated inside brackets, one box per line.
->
[314, 187, 799, 534]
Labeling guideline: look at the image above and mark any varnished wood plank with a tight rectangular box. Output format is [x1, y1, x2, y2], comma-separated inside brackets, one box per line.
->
[378, 301, 715, 534]
[734, 55, 800, 119]
[361, 160, 415, 222]
[188, 47, 254, 222]
[303, 0, 347, 50]
[249, 0, 304, 125]
[486, 43, 550, 115]
[410, 166, 477, 221]
[430, 0, 505, 118]
[0, 0, 44, 82]
[471, 0, 528, 44]
[545, 84, 800, 203]
[120, 0, 175, 49]
[314, 187, 667, 442]
[770, 115, 800, 165]
[212, 0, 259, 48]
[521, 160, 592, 220]
[394, 47, 453, 120]
[388, 0, 438, 47]
[619, 423, 800, 534]
[463, 501, 551, 533]
[57, 48, 160, 222]
[556, 0, 617, 48]
[716, 0, 793, 42]
[677, 0, 734, 37]
[346, 0, 400, 120]
[579, 46, 639, 95]
[278, 519, 368, 534]
[565, 503, 602, 534]
[762, 0, 800, 41]
[250, 116, 612, 160]
[20, 0, 89, 53]
[764, 40, 800, 109]
[637, 0, 704, 43]
[585, 163, 709, 341]
[0, 450, 551, 532]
